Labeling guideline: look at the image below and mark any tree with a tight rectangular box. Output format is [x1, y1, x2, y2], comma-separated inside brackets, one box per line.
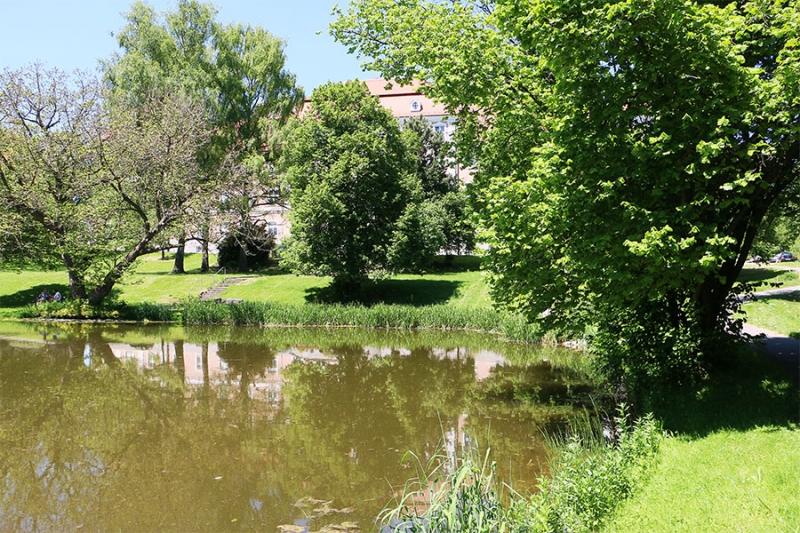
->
[280, 81, 412, 293]
[387, 117, 475, 271]
[404, 116, 475, 258]
[333, 0, 800, 383]
[0, 65, 224, 303]
[103, 0, 303, 272]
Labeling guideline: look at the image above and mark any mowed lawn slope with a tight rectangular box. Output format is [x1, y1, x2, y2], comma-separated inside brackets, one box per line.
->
[0, 253, 493, 312]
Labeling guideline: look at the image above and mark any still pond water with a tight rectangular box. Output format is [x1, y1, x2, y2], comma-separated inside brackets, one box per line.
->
[0, 322, 593, 533]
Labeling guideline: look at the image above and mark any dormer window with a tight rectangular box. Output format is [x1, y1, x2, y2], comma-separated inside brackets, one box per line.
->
[410, 100, 422, 112]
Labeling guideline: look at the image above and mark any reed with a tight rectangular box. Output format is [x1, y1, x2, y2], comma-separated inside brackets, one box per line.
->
[380, 406, 662, 533]
[180, 300, 543, 341]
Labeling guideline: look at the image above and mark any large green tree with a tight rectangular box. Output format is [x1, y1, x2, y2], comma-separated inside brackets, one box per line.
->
[103, 0, 303, 272]
[0, 65, 221, 304]
[333, 0, 800, 383]
[280, 81, 413, 293]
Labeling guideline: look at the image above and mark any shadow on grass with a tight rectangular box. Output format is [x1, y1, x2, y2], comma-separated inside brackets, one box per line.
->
[752, 292, 800, 303]
[640, 346, 799, 437]
[0, 284, 71, 309]
[305, 279, 463, 306]
[430, 255, 483, 272]
[738, 266, 799, 288]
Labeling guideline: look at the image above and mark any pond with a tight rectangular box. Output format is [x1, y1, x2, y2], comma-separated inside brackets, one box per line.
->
[0, 322, 594, 533]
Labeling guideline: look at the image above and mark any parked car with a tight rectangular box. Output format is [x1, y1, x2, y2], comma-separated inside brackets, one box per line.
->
[769, 251, 795, 262]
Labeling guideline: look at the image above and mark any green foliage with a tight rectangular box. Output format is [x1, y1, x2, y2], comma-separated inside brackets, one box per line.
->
[388, 200, 449, 273]
[103, 0, 303, 263]
[332, 0, 800, 386]
[20, 299, 175, 321]
[519, 410, 662, 533]
[104, 0, 303, 148]
[751, 210, 800, 260]
[0, 66, 220, 305]
[389, 117, 476, 272]
[380, 408, 662, 533]
[280, 80, 412, 291]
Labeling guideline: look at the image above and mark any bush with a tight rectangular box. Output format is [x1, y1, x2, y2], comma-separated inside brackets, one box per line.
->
[520, 408, 662, 533]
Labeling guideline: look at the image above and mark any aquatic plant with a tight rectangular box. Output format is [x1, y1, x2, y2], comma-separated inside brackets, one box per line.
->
[381, 407, 662, 533]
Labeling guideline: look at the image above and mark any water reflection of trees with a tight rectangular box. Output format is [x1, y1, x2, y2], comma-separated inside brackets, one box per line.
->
[0, 324, 593, 532]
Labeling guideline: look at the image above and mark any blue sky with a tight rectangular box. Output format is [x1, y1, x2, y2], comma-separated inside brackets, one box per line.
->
[0, 0, 377, 93]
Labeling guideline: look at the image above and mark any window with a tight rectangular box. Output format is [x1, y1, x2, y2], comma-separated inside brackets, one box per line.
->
[434, 123, 446, 134]
[410, 100, 422, 112]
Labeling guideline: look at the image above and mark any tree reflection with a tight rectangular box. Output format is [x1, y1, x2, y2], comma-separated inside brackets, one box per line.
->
[0, 324, 592, 532]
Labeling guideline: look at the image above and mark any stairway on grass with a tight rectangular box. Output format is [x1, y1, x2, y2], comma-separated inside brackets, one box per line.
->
[198, 277, 252, 303]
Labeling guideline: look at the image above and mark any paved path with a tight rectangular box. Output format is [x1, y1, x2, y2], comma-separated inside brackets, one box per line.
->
[740, 283, 800, 384]
[742, 323, 800, 385]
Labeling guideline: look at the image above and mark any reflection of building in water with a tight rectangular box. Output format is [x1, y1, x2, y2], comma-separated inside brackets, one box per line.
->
[104, 341, 506, 400]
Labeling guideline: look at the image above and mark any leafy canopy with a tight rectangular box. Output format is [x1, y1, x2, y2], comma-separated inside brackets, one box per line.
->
[103, 0, 304, 271]
[0, 65, 224, 304]
[333, 0, 800, 382]
[280, 81, 413, 292]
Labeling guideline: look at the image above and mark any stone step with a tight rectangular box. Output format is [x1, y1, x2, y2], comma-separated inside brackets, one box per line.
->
[198, 277, 253, 302]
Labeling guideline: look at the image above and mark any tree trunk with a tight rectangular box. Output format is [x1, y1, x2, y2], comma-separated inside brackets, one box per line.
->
[62, 253, 87, 300]
[172, 236, 186, 274]
[201, 240, 210, 273]
[174, 339, 186, 385]
[237, 244, 248, 272]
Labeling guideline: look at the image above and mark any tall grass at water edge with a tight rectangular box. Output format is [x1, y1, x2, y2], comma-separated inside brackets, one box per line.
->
[381, 407, 662, 533]
[12, 298, 546, 344]
[17, 300, 176, 322]
[181, 300, 544, 342]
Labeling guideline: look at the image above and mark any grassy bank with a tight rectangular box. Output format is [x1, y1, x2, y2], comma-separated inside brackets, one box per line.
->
[375, 345, 799, 533]
[743, 291, 800, 339]
[600, 345, 800, 532]
[179, 299, 543, 342]
[604, 427, 800, 532]
[381, 408, 663, 533]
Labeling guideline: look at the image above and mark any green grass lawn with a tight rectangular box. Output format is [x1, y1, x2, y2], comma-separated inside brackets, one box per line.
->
[0, 253, 493, 311]
[221, 268, 492, 307]
[742, 292, 800, 339]
[0, 254, 218, 315]
[738, 264, 800, 291]
[604, 346, 799, 533]
[605, 427, 800, 533]
[114, 253, 221, 304]
[0, 270, 70, 318]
